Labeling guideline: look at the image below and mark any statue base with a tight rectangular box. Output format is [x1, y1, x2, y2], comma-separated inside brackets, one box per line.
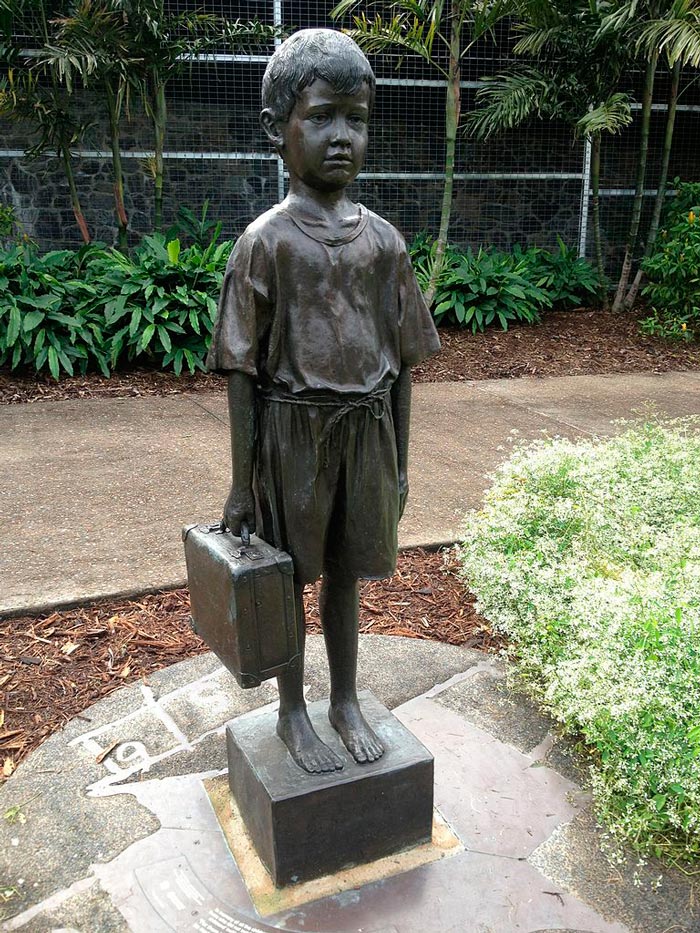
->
[226, 690, 434, 887]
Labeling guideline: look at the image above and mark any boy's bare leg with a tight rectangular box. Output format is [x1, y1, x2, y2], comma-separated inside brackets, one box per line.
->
[321, 568, 385, 763]
[276, 583, 344, 773]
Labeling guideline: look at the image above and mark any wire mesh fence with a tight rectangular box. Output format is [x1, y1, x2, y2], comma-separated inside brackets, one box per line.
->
[0, 0, 698, 265]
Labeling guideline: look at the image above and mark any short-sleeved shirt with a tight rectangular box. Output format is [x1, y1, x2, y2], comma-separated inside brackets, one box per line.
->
[206, 202, 440, 392]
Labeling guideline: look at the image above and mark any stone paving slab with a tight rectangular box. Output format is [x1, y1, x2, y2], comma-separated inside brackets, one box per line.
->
[5, 372, 700, 616]
[1, 636, 696, 932]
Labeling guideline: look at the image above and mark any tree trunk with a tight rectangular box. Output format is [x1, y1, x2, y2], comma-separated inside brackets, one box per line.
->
[106, 81, 128, 251]
[625, 58, 681, 309]
[590, 133, 607, 308]
[612, 52, 658, 312]
[424, 7, 460, 308]
[153, 78, 166, 231]
[60, 138, 91, 244]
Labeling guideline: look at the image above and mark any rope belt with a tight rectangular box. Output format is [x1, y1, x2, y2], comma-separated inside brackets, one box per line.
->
[259, 383, 391, 469]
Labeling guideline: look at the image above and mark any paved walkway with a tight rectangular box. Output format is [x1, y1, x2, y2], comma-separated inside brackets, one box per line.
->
[1, 637, 697, 932]
[3, 370, 700, 616]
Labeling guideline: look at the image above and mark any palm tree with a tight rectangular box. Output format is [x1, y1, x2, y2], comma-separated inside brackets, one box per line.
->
[0, 71, 94, 242]
[44, 0, 137, 249]
[622, 0, 700, 307]
[43, 1, 281, 240]
[0, 0, 92, 242]
[599, 0, 700, 311]
[465, 0, 634, 301]
[118, 1, 280, 231]
[331, 0, 510, 306]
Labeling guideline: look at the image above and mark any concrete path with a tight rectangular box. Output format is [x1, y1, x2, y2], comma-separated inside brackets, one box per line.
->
[3, 371, 700, 616]
[1, 636, 696, 932]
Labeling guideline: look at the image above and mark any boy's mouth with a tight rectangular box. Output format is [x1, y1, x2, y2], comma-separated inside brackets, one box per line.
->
[325, 154, 353, 164]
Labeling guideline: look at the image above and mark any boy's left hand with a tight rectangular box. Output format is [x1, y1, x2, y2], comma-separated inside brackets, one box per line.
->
[398, 471, 409, 521]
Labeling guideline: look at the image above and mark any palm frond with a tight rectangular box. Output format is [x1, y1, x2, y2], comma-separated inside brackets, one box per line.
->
[597, 0, 640, 38]
[576, 91, 632, 137]
[510, 0, 564, 29]
[513, 23, 571, 55]
[466, 0, 513, 41]
[346, 12, 441, 68]
[330, 0, 363, 20]
[464, 66, 558, 138]
[636, 0, 700, 67]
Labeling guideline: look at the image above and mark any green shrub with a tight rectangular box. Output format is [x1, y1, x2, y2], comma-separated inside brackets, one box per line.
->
[0, 202, 18, 241]
[409, 234, 598, 330]
[0, 241, 109, 378]
[640, 181, 700, 340]
[433, 247, 551, 332]
[165, 200, 223, 250]
[0, 229, 234, 378]
[515, 237, 601, 308]
[457, 421, 700, 866]
[84, 233, 232, 375]
[408, 232, 461, 296]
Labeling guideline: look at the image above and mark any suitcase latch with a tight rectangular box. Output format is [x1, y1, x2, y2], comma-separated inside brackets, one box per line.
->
[234, 546, 264, 561]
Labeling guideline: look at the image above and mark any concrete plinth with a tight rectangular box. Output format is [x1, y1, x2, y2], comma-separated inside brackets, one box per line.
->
[226, 692, 434, 886]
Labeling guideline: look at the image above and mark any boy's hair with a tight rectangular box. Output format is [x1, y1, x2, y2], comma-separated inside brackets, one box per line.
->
[262, 29, 376, 123]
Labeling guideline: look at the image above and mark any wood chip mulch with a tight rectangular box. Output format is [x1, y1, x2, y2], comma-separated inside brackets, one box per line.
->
[2, 307, 699, 404]
[411, 307, 700, 383]
[0, 548, 495, 779]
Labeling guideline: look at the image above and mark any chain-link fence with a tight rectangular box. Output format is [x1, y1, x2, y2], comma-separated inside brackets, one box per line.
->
[1, 0, 698, 264]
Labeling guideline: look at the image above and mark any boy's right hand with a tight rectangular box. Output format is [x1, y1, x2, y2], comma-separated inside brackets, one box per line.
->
[224, 486, 256, 538]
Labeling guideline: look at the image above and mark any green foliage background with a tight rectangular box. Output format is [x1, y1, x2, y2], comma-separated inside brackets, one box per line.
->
[0, 232, 232, 378]
[640, 181, 700, 340]
[410, 234, 600, 332]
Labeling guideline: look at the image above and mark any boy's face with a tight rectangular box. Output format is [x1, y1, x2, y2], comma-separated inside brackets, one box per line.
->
[272, 79, 370, 193]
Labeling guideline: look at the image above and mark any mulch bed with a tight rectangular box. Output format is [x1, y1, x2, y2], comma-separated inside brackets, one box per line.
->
[2, 307, 699, 405]
[0, 548, 495, 779]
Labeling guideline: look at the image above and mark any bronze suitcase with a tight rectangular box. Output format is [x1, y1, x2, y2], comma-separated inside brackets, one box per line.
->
[182, 522, 300, 689]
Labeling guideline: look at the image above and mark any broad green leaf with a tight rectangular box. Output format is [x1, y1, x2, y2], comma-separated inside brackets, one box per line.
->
[167, 239, 181, 264]
[140, 323, 156, 351]
[57, 347, 74, 376]
[47, 345, 59, 380]
[7, 306, 21, 345]
[129, 308, 142, 338]
[22, 310, 45, 331]
[157, 325, 172, 353]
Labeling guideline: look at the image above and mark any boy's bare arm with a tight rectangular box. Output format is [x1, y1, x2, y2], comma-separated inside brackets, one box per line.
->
[224, 371, 256, 535]
[391, 366, 411, 520]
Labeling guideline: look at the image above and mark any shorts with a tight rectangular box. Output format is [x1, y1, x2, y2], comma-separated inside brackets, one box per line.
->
[254, 388, 399, 584]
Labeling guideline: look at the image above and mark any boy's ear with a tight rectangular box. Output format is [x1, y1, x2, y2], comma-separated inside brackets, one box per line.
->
[261, 109, 284, 150]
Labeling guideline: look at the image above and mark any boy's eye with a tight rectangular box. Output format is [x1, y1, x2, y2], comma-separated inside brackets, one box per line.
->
[308, 113, 328, 124]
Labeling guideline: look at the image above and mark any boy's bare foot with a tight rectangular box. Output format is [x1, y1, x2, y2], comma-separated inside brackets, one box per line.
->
[329, 699, 385, 764]
[277, 709, 344, 773]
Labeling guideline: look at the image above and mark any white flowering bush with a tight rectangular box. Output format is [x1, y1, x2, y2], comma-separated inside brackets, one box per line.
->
[457, 420, 700, 865]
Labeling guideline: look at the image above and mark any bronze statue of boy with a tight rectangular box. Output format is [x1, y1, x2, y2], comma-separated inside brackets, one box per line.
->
[206, 29, 440, 774]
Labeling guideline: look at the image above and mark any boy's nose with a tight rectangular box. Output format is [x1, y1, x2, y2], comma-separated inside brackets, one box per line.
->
[330, 117, 351, 143]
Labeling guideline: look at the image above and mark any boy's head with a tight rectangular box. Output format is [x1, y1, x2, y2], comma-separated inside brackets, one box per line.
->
[261, 29, 376, 125]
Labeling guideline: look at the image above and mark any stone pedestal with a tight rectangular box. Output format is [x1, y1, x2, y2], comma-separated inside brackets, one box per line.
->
[226, 690, 434, 887]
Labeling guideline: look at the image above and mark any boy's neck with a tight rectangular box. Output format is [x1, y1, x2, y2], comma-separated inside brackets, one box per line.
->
[285, 180, 358, 224]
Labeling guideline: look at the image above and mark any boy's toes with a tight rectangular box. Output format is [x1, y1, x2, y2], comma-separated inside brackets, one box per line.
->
[277, 711, 344, 773]
[355, 732, 384, 763]
[329, 702, 385, 765]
